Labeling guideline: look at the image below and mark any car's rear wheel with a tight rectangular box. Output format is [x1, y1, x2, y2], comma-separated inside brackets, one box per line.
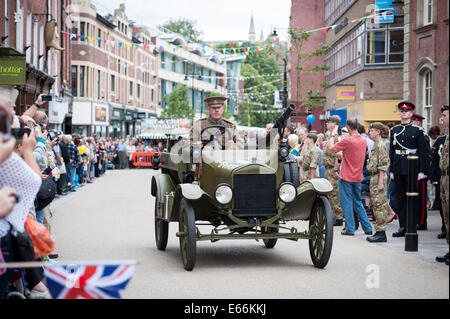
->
[308, 196, 333, 268]
[179, 198, 197, 271]
[155, 198, 169, 251]
[262, 221, 279, 248]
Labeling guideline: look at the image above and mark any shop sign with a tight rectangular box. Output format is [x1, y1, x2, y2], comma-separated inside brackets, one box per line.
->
[111, 108, 124, 120]
[0, 50, 26, 85]
[95, 105, 107, 122]
[337, 87, 355, 100]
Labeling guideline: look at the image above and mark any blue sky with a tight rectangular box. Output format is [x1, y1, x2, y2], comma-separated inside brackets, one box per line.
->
[91, 0, 291, 42]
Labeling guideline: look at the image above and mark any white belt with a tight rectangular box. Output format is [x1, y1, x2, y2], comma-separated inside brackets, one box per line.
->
[395, 149, 417, 155]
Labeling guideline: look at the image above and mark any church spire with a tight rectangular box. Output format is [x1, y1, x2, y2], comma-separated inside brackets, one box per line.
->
[249, 14, 255, 42]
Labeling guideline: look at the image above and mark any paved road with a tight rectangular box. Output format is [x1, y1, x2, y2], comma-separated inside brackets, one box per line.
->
[49, 169, 449, 299]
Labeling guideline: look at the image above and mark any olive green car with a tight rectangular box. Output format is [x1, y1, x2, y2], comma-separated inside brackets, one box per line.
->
[151, 116, 334, 271]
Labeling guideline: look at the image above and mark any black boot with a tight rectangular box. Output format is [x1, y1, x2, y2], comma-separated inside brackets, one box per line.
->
[392, 227, 406, 237]
[437, 231, 447, 239]
[436, 252, 449, 263]
[367, 231, 387, 243]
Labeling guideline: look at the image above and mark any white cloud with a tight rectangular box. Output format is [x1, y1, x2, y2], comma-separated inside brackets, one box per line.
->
[91, 0, 291, 42]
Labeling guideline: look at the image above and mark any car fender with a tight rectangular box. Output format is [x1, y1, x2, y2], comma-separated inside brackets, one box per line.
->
[171, 184, 213, 222]
[151, 174, 176, 200]
[281, 179, 333, 221]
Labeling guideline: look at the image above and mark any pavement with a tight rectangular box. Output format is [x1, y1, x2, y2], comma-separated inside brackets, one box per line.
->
[49, 169, 449, 299]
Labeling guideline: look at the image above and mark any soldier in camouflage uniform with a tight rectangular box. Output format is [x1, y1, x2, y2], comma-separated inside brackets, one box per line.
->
[437, 105, 449, 265]
[323, 116, 344, 226]
[366, 123, 390, 243]
[301, 133, 320, 181]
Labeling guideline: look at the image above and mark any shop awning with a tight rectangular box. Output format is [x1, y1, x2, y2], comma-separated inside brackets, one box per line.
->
[136, 133, 169, 139]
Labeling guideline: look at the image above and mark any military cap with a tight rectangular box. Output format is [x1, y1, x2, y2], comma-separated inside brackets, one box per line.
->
[442, 105, 449, 112]
[397, 101, 415, 111]
[204, 96, 227, 108]
[307, 133, 318, 143]
[326, 115, 341, 124]
[369, 122, 386, 131]
[411, 113, 425, 122]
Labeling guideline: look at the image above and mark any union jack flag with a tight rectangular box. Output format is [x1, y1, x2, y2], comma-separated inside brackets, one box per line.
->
[44, 261, 136, 299]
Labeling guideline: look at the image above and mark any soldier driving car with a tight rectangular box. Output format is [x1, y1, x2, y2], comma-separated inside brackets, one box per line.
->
[389, 101, 430, 238]
[189, 95, 243, 179]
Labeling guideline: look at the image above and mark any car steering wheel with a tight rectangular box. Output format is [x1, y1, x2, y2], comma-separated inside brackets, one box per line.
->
[199, 125, 227, 150]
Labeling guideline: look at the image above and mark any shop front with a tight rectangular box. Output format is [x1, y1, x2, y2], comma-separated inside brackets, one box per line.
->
[72, 101, 92, 136]
[92, 103, 110, 138]
[110, 106, 125, 139]
[344, 99, 403, 130]
[48, 96, 69, 131]
[124, 110, 136, 137]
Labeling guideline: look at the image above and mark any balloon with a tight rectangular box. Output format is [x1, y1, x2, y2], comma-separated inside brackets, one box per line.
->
[307, 114, 316, 125]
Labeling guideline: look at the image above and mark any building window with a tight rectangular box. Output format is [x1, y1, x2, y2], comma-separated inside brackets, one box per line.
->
[137, 84, 141, 99]
[80, 22, 85, 37]
[423, 0, 433, 26]
[422, 69, 433, 132]
[97, 70, 101, 100]
[130, 81, 133, 96]
[98, 29, 101, 48]
[71, 66, 78, 97]
[111, 75, 115, 92]
[4, 0, 9, 47]
[325, 0, 357, 26]
[80, 66, 85, 97]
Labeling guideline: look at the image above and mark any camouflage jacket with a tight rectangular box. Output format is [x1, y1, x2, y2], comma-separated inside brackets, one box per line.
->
[367, 139, 390, 175]
[322, 131, 340, 168]
[440, 135, 449, 175]
[302, 145, 320, 171]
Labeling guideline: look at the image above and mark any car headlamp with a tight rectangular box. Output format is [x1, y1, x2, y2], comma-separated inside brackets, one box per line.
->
[214, 184, 233, 205]
[278, 182, 297, 203]
[279, 147, 289, 158]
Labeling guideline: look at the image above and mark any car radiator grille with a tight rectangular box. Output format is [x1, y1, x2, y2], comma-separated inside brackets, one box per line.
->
[233, 174, 276, 218]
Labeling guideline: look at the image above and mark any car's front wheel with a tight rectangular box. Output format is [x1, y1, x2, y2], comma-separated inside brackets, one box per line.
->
[308, 196, 333, 268]
[178, 198, 197, 271]
[262, 221, 279, 248]
[154, 198, 169, 251]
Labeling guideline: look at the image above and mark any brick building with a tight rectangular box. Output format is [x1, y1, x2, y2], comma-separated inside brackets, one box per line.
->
[0, 0, 71, 129]
[322, 0, 404, 129]
[403, 0, 449, 133]
[289, 0, 326, 132]
[69, 1, 158, 138]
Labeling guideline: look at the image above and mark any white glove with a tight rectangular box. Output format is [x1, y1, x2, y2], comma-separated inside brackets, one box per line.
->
[418, 172, 427, 180]
[390, 173, 394, 180]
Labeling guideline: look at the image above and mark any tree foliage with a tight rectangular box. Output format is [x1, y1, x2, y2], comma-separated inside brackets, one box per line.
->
[159, 18, 203, 43]
[161, 85, 194, 119]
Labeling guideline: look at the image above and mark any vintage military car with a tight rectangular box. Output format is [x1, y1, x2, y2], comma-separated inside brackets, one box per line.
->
[151, 105, 334, 271]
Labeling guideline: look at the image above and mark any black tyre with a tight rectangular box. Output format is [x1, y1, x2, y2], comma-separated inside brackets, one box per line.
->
[154, 198, 169, 251]
[262, 221, 279, 248]
[178, 198, 197, 271]
[308, 196, 333, 268]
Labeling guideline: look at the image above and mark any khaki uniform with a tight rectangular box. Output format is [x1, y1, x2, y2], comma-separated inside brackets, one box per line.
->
[440, 135, 449, 244]
[323, 132, 344, 220]
[367, 140, 390, 232]
[189, 117, 243, 150]
[301, 145, 319, 182]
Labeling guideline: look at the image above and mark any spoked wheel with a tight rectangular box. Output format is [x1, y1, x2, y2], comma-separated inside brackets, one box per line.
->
[178, 198, 197, 271]
[262, 221, 279, 248]
[154, 198, 169, 251]
[308, 196, 333, 268]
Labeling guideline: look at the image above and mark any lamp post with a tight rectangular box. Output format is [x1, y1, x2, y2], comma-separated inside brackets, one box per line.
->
[271, 29, 288, 111]
[184, 72, 202, 125]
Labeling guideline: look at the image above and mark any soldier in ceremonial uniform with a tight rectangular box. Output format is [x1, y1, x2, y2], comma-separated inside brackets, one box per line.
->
[410, 114, 432, 230]
[436, 105, 449, 265]
[301, 133, 320, 181]
[189, 95, 243, 179]
[389, 102, 430, 237]
[323, 116, 344, 226]
[366, 123, 390, 243]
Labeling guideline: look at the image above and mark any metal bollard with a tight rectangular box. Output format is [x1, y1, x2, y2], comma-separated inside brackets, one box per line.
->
[405, 155, 419, 251]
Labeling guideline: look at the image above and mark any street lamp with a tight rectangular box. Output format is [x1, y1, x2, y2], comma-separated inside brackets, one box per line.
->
[271, 29, 288, 110]
[184, 72, 203, 123]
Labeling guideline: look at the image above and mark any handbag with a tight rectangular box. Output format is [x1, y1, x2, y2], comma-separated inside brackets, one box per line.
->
[24, 217, 55, 259]
[12, 225, 36, 262]
[35, 177, 57, 211]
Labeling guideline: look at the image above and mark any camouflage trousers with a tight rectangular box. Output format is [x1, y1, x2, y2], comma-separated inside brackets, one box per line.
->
[325, 169, 343, 220]
[370, 174, 388, 232]
[441, 175, 449, 245]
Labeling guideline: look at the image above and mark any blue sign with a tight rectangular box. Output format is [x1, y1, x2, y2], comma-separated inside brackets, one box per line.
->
[375, 11, 395, 23]
[375, 0, 393, 10]
[329, 109, 347, 127]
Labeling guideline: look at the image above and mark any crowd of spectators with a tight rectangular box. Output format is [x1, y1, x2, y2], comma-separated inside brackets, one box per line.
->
[0, 93, 166, 299]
